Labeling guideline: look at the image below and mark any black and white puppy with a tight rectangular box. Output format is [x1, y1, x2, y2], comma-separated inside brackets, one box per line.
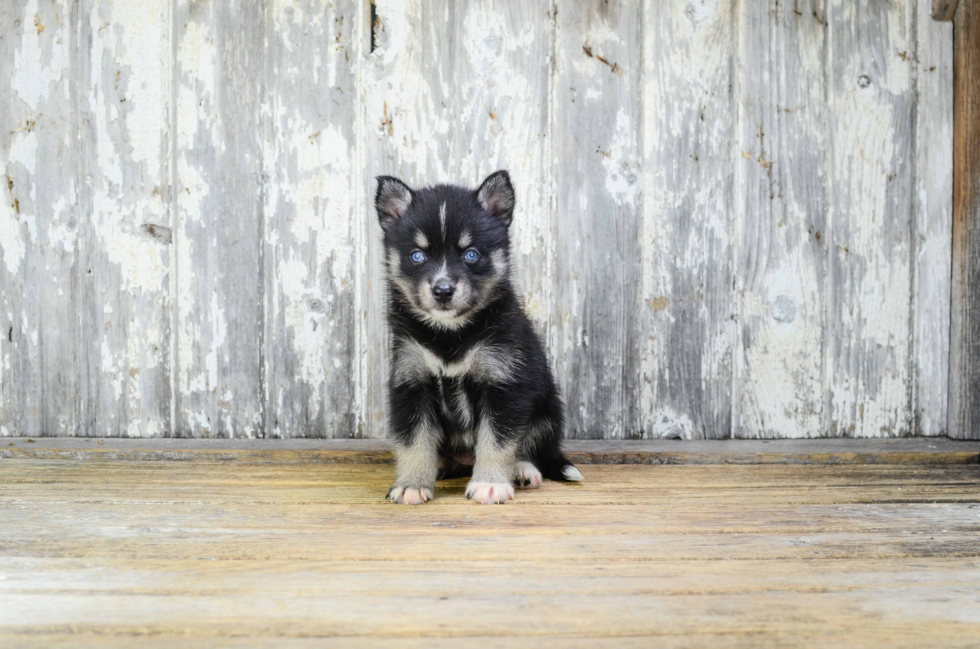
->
[376, 170, 583, 505]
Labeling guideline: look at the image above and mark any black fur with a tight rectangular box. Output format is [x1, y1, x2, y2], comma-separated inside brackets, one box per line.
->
[377, 171, 580, 502]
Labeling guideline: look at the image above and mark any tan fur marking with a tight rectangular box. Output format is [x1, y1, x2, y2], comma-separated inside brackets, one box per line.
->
[391, 339, 519, 386]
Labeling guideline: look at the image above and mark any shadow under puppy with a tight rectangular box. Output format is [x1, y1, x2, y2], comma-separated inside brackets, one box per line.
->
[376, 170, 583, 505]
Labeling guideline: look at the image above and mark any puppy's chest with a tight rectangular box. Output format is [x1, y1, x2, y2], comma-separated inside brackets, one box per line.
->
[435, 375, 477, 433]
[391, 338, 517, 387]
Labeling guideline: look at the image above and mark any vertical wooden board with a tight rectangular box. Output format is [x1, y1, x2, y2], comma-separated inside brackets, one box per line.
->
[553, 1, 642, 439]
[360, 0, 451, 438]
[174, 0, 265, 437]
[0, 0, 78, 437]
[826, 0, 915, 437]
[913, 0, 953, 436]
[76, 0, 172, 437]
[733, 0, 827, 438]
[449, 2, 556, 343]
[263, 0, 358, 438]
[640, 0, 734, 440]
[949, 0, 980, 439]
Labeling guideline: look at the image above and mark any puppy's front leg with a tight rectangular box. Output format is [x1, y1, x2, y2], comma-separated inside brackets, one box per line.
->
[465, 410, 517, 505]
[387, 387, 440, 505]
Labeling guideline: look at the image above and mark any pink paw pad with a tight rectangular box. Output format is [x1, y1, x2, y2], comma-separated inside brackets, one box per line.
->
[465, 481, 515, 504]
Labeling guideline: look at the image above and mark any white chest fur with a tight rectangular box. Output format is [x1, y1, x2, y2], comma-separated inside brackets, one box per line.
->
[392, 339, 519, 387]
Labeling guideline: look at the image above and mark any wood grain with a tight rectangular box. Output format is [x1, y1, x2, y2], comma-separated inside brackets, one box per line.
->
[173, 0, 265, 437]
[950, 0, 980, 439]
[3, 437, 979, 465]
[77, 0, 174, 437]
[640, 0, 735, 440]
[914, 0, 954, 435]
[1, 460, 979, 646]
[826, 0, 916, 437]
[0, 0, 78, 437]
[734, 0, 827, 438]
[263, 0, 359, 438]
[554, 0, 642, 439]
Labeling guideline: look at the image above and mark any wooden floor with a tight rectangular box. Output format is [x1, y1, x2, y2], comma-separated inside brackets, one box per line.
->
[1, 455, 979, 647]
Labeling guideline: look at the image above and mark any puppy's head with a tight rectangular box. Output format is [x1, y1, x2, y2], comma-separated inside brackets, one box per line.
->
[376, 171, 515, 329]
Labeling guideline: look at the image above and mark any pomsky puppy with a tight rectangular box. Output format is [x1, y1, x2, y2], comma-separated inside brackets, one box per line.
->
[376, 170, 583, 505]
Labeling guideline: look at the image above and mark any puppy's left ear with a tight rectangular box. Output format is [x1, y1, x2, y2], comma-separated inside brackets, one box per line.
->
[476, 170, 515, 226]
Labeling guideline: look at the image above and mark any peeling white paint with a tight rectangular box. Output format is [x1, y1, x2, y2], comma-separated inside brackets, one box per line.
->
[731, 0, 828, 440]
[913, 0, 953, 437]
[823, 0, 917, 438]
[11, 0, 70, 110]
[641, 0, 734, 439]
[0, 192, 25, 275]
[602, 108, 640, 206]
[0, 0, 955, 439]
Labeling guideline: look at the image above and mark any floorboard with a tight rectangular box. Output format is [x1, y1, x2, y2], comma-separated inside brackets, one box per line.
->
[1, 458, 978, 647]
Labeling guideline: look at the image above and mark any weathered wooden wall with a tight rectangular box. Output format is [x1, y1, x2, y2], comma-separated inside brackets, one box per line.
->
[0, 0, 954, 439]
[950, 0, 980, 440]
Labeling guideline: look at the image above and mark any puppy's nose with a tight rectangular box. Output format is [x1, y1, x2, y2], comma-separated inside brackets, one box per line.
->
[432, 283, 455, 304]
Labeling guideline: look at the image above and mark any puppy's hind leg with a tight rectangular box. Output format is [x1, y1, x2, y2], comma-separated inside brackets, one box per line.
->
[513, 461, 543, 488]
[521, 415, 584, 484]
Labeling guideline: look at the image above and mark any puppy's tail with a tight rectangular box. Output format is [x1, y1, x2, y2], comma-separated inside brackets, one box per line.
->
[537, 446, 584, 483]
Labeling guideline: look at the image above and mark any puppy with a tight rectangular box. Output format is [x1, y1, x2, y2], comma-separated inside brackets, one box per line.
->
[376, 170, 583, 505]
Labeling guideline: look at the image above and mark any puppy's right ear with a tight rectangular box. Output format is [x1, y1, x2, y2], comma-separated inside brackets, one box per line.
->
[375, 176, 413, 231]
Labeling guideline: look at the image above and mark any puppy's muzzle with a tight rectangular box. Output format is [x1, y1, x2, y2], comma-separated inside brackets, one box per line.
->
[432, 282, 455, 305]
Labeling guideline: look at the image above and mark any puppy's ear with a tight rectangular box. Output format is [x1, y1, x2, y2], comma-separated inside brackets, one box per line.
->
[375, 176, 414, 230]
[476, 170, 515, 226]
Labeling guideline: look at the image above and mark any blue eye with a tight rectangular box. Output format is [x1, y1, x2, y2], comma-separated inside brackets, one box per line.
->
[464, 249, 480, 263]
[411, 250, 425, 263]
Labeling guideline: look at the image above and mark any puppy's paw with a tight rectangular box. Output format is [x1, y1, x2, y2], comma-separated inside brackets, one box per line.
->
[387, 485, 433, 505]
[465, 481, 515, 504]
[513, 461, 543, 489]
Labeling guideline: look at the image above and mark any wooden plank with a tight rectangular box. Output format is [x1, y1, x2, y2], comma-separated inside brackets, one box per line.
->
[640, 0, 735, 440]
[950, 0, 980, 439]
[733, 0, 827, 438]
[449, 2, 556, 349]
[914, 0, 954, 435]
[554, 0, 642, 438]
[7, 635, 970, 649]
[361, 1, 554, 438]
[75, 0, 173, 437]
[359, 0, 450, 439]
[826, 0, 916, 437]
[263, 0, 359, 438]
[0, 0, 78, 437]
[932, 0, 960, 21]
[173, 0, 265, 437]
[2, 463, 979, 529]
[1, 462, 979, 646]
[4, 438, 978, 465]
